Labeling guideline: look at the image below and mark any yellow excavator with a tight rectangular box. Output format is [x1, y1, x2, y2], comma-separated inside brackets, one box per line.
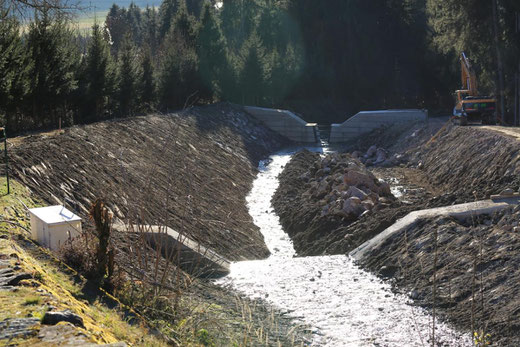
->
[453, 52, 497, 125]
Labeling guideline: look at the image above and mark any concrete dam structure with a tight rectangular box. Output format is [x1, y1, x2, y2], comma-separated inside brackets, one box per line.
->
[329, 109, 428, 143]
[244, 106, 318, 143]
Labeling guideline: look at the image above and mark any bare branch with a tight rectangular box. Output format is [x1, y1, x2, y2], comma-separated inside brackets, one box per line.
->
[1, 0, 83, 19]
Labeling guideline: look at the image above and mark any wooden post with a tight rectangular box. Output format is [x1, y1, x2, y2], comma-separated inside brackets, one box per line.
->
[2, 128, 9, 195]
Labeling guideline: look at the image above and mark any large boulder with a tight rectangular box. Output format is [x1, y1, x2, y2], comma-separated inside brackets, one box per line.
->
[343, 197, 366, 217]
[343, 170, 379, 192]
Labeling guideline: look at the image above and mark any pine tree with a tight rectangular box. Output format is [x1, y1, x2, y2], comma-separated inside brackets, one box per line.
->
[105, 4, 126, 55]
[239, 36, 266, 105]
[0, 13, 32, 131]
[81, 23, 116, 122]
[185, 0, 205, 17]
[143, 5, 159, 55]
[171, 0, 198, 48]
[197, 2, 228, 99]
[117, 35, 138, 117]
[159, 0, 179, 40]
[257, 0, 278, 51]
[220, 0, 258, 54]
[138, 50, 156, 112]
[159, 36, 201, 110]
[26, 10, 79, 127]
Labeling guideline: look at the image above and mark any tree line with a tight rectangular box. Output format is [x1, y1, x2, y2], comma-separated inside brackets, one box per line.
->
[1, 0, 519, 133]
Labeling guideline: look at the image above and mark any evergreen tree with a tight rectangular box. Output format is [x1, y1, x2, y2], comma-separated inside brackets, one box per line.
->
[26, 10, 79, 127]
[117, 35, 138, 117]
[197, 2, 228, 99]
[105, 4, 127, 54]
[239, 36, 266, 105]
[80, 23, 116, 122]
[185, 0, 205, 17]
[268, 49, 292, 106]
[159, 0, 179, 40]
[220, 0, 258, 54]
[138, 50, 156, 112]
[158, 37, 200, 111]
[126, 2, 143, 45]
[143, 5, 159, 55]
[257, 0, 278, 51]
[171, 0, 198, 48]
[0, 14, 31, 131]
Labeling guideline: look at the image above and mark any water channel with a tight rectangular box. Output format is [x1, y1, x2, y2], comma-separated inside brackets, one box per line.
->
[218, 149, 472, 346]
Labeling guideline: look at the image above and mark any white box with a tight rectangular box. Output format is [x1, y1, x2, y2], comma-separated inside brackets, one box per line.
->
[28, 205, 82, 251]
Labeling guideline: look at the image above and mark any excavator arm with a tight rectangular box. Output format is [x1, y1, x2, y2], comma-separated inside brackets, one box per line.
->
[453, 52, 497, 125]
[457, 52, 478, 98]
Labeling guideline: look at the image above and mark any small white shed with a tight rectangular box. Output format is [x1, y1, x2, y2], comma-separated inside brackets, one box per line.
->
[28, 205, 82, 251]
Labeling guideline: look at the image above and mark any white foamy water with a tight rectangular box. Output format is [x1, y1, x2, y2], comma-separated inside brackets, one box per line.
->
[218, 150, 471, 346]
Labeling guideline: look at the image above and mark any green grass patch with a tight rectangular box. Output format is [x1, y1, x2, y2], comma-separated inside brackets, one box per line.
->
[23, 296, 42, 306]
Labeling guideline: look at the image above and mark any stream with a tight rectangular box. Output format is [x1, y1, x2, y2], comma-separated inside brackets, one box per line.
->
[218, 149, 472, 346]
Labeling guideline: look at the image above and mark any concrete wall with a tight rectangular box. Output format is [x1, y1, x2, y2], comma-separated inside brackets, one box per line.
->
[350, 196, 520, 261]
[115, 224, 231, 278]
[329, 109, 428, 143]
[244, 106, 318, 143]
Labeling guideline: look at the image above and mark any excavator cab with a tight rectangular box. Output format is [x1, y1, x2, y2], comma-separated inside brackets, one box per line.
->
[453, 52, 497, 125]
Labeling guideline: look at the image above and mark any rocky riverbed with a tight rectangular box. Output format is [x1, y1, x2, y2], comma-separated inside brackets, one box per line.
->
[219, 150, 471, 346]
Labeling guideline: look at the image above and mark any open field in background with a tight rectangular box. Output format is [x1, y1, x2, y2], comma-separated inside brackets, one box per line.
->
[73, 1, 162, 31]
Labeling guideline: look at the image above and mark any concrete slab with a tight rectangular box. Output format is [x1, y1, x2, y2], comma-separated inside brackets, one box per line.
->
[350, 196, 520, 261]
[115, 224, 231, 278]
[244, 106, 318, 143]
[329, 109, 427, 143]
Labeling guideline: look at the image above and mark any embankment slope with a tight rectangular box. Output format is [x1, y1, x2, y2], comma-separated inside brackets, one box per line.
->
[273, 121, 520, 345]
[273, 122, 520, 256]
[10, 103, 288, 261]
[414, 124, 520, 202]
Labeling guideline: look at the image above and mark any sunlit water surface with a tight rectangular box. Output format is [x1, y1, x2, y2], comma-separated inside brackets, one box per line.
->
[218, 150, 471, 346]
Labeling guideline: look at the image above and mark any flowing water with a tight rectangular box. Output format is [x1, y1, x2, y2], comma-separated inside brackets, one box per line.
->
[218, 150, 471, 346]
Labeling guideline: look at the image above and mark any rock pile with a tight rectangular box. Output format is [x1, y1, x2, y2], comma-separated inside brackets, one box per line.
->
[352, 145, 405, 167]
[298, 152, 394, 220]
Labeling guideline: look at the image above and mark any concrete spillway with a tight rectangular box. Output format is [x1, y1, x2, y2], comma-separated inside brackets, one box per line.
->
[244, 106, 318, 143]
[329, 109, 428, 143]
[350, 196, 520, 261]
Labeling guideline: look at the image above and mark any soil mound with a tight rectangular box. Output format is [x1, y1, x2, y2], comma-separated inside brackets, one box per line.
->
[272, 150, 401, 256]
[10, 103, 288, 261]
[410, 123, 520, 202]
[361, 208, 520, 346]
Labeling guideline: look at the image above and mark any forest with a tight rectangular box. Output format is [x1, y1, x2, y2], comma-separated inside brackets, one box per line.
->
[1, 0, 519, 133]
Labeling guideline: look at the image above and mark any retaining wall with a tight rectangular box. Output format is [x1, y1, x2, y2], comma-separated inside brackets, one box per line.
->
[244, 106, 318, 143]
[114, 224, 231, 278]
[350, 196, 520, 261]
[329, 109, 428, 143]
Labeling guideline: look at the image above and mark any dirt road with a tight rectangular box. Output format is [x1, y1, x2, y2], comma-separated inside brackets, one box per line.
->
[480, 125, 520, 140]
